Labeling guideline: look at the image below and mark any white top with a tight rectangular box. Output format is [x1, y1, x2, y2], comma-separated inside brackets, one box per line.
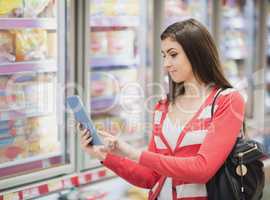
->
[158, 115, 183, 200]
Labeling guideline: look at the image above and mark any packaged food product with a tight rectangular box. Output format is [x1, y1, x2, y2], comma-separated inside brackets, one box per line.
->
[90, 0, 103, 16]
[23, 0, 50, 17]
[0, 76, 9, 90]
[0, 0, 23, 17]
[91, 31, 108, 57]
[91, 71, 118, 97]
[107, 30, 134, 58]
[123, 0, 139, 16]
[0, 135, 26, 162]
[26, 116, 59, 155]
[13, 29, 48, 61]
[47, 31, 57, 58]
[0, 31, 15, 63]
[38, 0, 57, 18]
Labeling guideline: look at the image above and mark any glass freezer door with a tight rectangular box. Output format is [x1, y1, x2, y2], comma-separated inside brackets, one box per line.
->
[266, 1, 270, 114]
[164, 0, 212, 29]
[82, 0, 148, 169]
[220, 0, 256, 117]
[0, 0, 74, 190]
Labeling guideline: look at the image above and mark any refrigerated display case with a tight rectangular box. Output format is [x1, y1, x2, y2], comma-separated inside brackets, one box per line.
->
[79, 0, 149, 169]
[220, 0, 257, 118]
[164, 0, 211, 28]
[220, 0, 252, 83]
[0, 0, 75, 191]
[161, 0, 213, 92]
[266, 1, 270, 114]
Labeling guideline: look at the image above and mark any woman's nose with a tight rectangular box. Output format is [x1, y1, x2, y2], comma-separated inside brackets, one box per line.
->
[163, 58, 172, 70]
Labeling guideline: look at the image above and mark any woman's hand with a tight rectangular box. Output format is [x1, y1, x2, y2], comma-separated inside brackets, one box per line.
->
[99, 130, 142, 162]
[77, 123, 142, 162]
[77, 124, 107, 161]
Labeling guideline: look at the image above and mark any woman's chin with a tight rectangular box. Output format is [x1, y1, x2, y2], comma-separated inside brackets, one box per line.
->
[171, 78, 183, 83]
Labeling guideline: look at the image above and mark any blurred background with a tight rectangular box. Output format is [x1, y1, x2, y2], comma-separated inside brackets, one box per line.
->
[0, 0, 270, 199]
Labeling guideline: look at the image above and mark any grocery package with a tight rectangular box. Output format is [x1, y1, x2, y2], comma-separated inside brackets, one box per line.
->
[0, 76, 22, 111]
[13, 29, 48, 61]
[0, 31, 15, 63]
[91, 71, 118, 97]
[93, 115, 126, 136]
[91, 31, 108, 57]
[38, 0, 57, 18]
[23, 0, 52, 18]
[107, 30, 134, 58]
[91, 0, 139, 16]
[0, 119, 26, 138]
[0, 0, 23, 17]
[47, 31, 57, 58]
[0, 135, 27, 163]
[26, 115, 59, 155]
[1, 73, 56, 112]
[91, 68, 139, 113]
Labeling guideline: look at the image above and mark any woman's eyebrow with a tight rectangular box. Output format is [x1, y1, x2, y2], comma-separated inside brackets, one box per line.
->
[161, 48, 177, 54]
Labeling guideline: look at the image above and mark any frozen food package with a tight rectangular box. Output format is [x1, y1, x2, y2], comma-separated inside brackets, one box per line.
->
[91, 71, 118, 97]
[0, 0, 23, 17]
[0, 135, 27, 163]
[26, 116, 59, 155]
[0, 31, 16, 63]
[109, 0, 139, 16]
[23, 0, 51, 17]
[38, 0, 57, 18]
[107, 30, 134, 58]
[123, 0, 139, 16]
[91, 31, 108, 57]
[90, 0, 103, 16]
[0, 76, 9, 90]
[13, 29, 48, 61]
[47, 31, 57, 58]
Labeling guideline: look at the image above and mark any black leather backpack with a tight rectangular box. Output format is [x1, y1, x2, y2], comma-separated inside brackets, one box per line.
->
[206, 88, 266, 200]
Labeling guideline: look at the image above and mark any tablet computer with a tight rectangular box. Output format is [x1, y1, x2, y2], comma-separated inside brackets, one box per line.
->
[67, 95, 102, 145]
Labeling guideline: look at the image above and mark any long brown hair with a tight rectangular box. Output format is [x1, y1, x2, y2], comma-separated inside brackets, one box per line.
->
[160, 19, 232, 103]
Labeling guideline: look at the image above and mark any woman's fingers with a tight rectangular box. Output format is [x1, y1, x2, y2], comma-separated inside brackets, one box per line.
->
[97, 130, 111, 137]
[80, 129, 93, 147]
[104, 137, 117, 151]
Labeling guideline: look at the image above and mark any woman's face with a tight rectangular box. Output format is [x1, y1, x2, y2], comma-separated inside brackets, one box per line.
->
[161, 38, 194, 83]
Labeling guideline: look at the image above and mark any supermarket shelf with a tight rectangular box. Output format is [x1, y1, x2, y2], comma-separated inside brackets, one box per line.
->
[91, 57, 137, 68]
[223, 17, 245, 29]
[90, 16, 139, 27]
[0, 167, 115, 200]
[0, 60, 57, 75]
[0, 152, 61, 169]
[0, 18, 57, 29]
[224, 50, 246, 60]
[0, 109, 54, 121]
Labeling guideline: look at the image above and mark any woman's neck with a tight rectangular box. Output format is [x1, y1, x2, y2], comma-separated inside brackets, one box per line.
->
[183, 81, 212, 98]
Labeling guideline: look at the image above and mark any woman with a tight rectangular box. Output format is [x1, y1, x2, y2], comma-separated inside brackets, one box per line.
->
[78, 19, 245, 200]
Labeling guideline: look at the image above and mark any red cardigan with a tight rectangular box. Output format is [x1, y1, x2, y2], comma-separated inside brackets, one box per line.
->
[102, 87, 245, 200]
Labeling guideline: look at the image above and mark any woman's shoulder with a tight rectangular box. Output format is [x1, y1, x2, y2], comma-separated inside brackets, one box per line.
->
[215, 87, 247, 107]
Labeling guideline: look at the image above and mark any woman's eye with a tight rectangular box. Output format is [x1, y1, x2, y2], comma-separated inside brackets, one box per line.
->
[171, 53, 177, 58]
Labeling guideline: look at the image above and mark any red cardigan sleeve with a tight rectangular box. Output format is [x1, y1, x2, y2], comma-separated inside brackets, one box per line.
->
[139, 91, 245, 183]
[102, 104, 161, 189]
